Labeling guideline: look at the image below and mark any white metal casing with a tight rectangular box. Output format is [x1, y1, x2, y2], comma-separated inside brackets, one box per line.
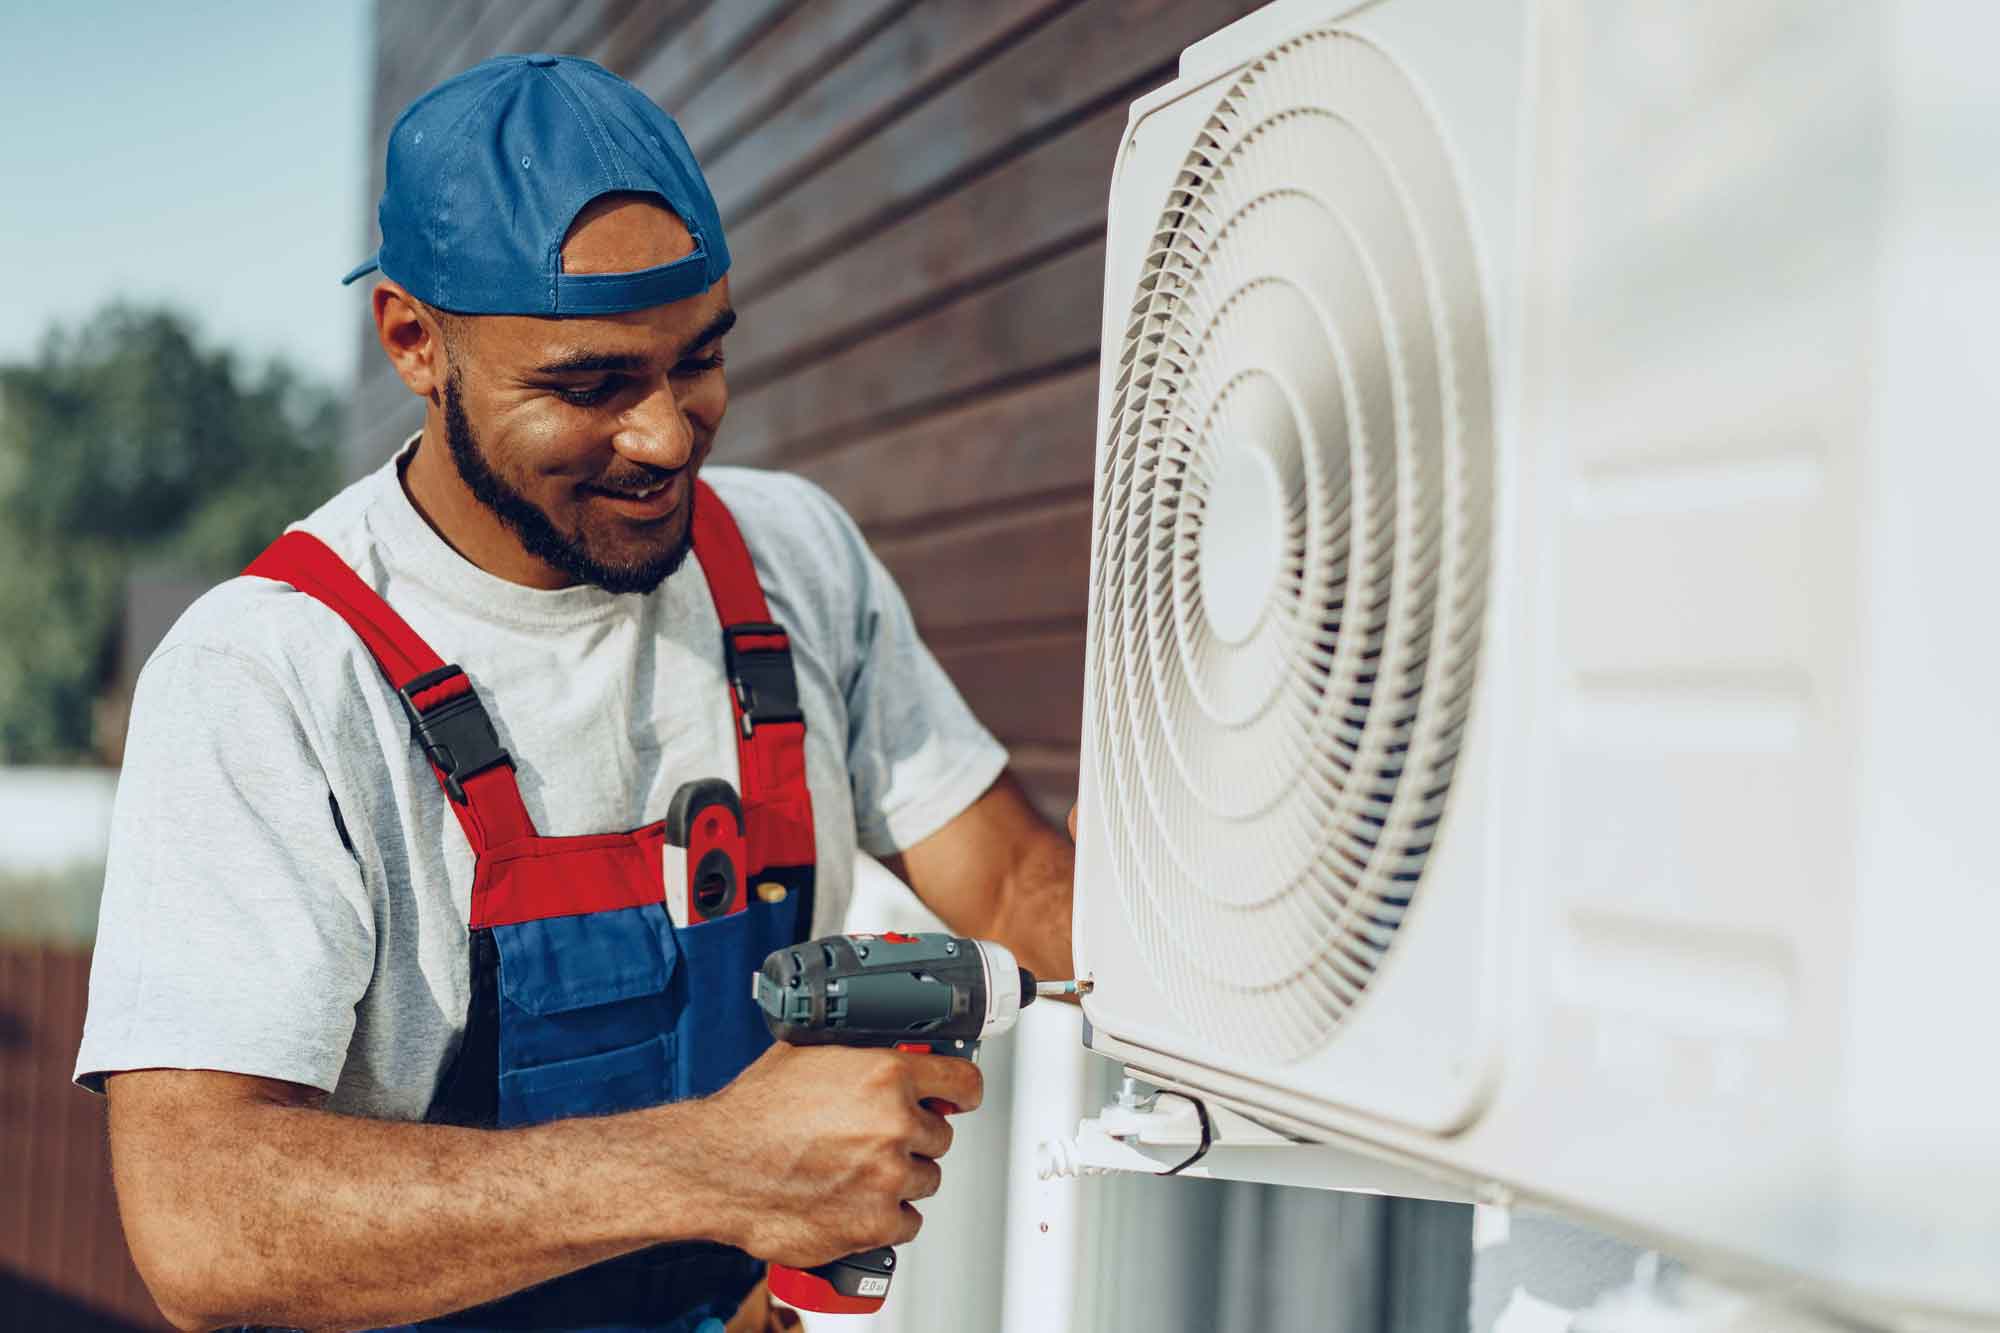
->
[1073, 0, 2000, 1324]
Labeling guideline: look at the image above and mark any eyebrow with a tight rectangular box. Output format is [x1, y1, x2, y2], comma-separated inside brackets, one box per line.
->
[530, 306, 738, 377]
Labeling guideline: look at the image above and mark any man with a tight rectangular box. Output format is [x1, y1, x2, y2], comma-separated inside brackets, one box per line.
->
[76, 54, 1078, 1333]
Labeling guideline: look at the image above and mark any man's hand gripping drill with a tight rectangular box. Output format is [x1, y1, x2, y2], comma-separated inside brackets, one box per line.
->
[723, 931, 1086, 1315]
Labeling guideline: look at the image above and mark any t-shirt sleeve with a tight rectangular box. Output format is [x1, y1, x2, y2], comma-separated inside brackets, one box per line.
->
[781, 480, 1008, 858]
[74, 641, 375, 1095]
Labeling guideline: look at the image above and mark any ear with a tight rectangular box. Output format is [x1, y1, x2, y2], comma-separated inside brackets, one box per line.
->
[371, 281, 452, 402]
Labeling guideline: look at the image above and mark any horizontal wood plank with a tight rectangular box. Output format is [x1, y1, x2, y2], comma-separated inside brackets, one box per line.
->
[349, 360, 417, 431]
[630, 0, 800, 113]
[347, 341, 401, 419]
[790, 367, 1097, 534]
[725, 0, 1265, 303]
[380, 0, 491, 119]
[1007, 744, 1080, 825]
[428, 0, 601, 97]
[342, 389, 425, 479]
[0, 946, 164, 1327]
[938, 632, 1086, 749]
[485, 0, 582, 62]
[542, 0, 637, 59]
[874, 498, 1092, 635]
[724, 240, 1104, 464]
[702, 0, 1075, 223]
[596, 0, 711, 79]
[675, 0, 914, 163]
[730, 104, 1125, 386]
[368, 3, 433, 130]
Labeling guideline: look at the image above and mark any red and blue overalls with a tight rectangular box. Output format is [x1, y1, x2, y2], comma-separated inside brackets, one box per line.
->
[244, 480, 815, 1332]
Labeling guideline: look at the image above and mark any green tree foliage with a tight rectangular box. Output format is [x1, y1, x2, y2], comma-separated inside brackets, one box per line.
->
[0, 305, 340, 762]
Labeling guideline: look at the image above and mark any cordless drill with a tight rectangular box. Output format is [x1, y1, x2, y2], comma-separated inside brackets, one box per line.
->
[752, 931, 1086, 1315]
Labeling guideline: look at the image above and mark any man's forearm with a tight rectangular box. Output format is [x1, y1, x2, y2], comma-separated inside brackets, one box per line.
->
[109, 1076, 733, 1331]
[884, 773, 1080, 991]
[990, 824, 1078, 987]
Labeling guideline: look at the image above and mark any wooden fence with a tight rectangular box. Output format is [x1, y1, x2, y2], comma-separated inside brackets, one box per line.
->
[0, 943, 162, 1328]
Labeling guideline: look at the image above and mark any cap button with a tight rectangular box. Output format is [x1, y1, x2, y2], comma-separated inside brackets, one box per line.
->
[525, 55, 559, 67]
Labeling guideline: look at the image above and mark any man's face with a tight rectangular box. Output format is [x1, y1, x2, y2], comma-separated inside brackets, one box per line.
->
[434, 197, 733, 594]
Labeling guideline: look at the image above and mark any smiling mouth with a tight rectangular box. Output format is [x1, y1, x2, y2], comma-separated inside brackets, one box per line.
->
[598, 479, 670, 500]
[588, 471, 680, 499]
[582, 472, 688, 523]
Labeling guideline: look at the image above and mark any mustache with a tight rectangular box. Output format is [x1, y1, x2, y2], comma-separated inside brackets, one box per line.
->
[588, 465, 679, 496]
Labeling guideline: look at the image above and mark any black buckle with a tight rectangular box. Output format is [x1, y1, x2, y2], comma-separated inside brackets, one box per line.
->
[723, 623, 803, 738]
[397, 665, 512, 803]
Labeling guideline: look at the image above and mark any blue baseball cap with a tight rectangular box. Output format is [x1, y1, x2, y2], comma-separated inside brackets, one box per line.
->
[341, 53, 730, 315]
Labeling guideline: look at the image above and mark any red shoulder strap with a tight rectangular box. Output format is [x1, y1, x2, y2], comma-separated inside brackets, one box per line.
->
[244, 530, 537, 853]
[690, 480, 817, 877]
[245, 487, 816, 882]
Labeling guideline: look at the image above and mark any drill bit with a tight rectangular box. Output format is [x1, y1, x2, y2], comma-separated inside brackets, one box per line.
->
[1035, 978, 1094, 997]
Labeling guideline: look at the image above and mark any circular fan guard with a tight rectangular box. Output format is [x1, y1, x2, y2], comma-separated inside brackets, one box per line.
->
[1087, 31, 1495, 1064]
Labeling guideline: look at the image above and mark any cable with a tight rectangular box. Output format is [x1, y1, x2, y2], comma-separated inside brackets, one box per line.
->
[1159, 1095, 1214, 1177]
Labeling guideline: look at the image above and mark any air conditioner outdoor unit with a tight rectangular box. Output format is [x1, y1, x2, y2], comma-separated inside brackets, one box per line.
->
[1067, 0, 2000, 1325]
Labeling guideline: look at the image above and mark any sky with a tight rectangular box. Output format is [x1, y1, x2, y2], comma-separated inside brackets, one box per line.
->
[0, 1, 370, 388]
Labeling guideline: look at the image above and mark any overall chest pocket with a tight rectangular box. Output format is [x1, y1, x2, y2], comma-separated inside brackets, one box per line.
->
[669, 890, 803, 1100]
[492, 904, 682, 1127]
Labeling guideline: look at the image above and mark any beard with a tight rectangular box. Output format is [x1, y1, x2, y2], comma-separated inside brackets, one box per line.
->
[441, 370, 695, 595]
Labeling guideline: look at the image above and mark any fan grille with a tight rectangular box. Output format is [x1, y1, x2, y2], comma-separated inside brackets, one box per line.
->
[1086, 30, 1495, 1064]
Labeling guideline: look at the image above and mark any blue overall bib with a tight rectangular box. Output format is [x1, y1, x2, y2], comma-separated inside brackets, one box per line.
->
[243, 480, 816, 1332]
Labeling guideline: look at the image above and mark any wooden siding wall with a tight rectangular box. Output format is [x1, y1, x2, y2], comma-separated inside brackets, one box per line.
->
[347, 0, 1270, 818]
[0, 945, 163, 1328]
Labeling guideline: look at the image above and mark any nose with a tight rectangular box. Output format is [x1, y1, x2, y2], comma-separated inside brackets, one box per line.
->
[611, 382, 696, 471]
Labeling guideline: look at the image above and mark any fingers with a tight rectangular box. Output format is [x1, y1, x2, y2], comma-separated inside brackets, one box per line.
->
[905, 1053, 984, 1114]
[903, 1154, 943, 1203]
[895, 1202, 926, 1246]
[1067, 802, 1078, 841]
[907, 1104, 954, 1160]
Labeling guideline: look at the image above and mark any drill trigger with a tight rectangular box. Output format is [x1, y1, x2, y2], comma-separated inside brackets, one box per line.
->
[895, 1041, 962, 1114]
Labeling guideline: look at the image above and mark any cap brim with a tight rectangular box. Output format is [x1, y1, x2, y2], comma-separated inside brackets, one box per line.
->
[340, 256, 381, 286]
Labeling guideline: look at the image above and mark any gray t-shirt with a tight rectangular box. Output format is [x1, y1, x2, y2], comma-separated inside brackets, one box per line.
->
[75, 445, 1007, 1119]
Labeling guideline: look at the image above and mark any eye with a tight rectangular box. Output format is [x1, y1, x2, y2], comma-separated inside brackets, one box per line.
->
[673, 349, 726, 377]
[553, 375, 626, 407]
